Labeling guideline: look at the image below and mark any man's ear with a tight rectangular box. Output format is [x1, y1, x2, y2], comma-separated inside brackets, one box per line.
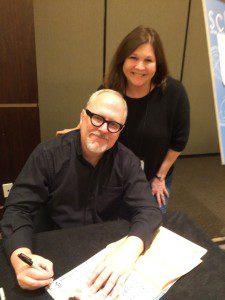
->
[80, 109, 85, 124]
[120, 124, 125, 134]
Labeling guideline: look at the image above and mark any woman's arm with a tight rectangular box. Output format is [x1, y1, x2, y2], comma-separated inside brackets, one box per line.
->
[56, 128, 76, 136]
[56, 122, 81, 136]
[150, 149, 181, 207]
[151, 80, 190, 208]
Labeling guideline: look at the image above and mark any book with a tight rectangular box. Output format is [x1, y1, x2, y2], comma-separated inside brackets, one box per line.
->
[47, 226, 207, 300]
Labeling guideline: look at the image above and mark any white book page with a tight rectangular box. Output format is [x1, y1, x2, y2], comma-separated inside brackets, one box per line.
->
[134, 227, 207, 289]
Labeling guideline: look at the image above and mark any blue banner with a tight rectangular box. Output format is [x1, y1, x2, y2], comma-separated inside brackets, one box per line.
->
[202, 0, 225, 164]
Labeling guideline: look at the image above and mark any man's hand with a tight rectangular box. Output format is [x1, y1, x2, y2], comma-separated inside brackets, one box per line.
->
[10, 248, 54, 290]
[87, 236, 144, 299]
[150, 177, 169, 208]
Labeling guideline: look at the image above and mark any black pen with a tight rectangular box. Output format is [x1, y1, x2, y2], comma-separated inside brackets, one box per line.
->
[17, 253, 44, 272]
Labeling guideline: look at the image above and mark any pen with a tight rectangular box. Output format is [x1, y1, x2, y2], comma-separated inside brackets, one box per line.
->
[17, 253, 44, 272]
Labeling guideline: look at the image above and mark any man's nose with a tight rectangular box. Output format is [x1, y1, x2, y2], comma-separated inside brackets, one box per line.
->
[135, 61, 145, 70]
[98, 122, 108, 133]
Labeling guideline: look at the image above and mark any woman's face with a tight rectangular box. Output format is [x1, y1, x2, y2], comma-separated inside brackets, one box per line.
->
[123, 43, 156, 91]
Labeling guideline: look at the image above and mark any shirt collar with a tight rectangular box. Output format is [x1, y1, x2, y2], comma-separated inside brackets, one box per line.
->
[75, 131, 83, 158]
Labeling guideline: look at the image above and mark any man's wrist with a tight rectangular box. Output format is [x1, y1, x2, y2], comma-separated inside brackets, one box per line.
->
[10, 248, 32, 274]
[125, 236, 144, 256]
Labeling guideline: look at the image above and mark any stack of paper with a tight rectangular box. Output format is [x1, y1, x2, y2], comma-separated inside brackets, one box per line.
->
[47, 226, 207, 300]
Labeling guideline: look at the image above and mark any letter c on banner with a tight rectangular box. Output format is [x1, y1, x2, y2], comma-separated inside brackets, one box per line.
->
[215, 13, 224, 32]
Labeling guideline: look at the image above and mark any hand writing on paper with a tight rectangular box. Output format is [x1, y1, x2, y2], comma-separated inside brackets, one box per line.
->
[11, 248, 54, 290]
[87, 236, 144, 300]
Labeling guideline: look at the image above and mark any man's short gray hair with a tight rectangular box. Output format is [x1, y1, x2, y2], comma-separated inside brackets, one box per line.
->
[86, 89, 127, 121]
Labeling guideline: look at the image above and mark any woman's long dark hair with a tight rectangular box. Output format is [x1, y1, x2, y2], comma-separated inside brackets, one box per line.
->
[104, 25, 169, 95]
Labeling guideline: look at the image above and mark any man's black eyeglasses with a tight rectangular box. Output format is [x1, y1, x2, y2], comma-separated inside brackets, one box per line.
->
[85, 109, 124, 133]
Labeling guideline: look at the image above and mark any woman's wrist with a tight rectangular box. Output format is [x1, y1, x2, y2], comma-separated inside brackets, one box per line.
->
[155, 174, 165, 182]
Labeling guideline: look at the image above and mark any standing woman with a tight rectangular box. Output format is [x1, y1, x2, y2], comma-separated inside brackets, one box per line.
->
[104, 26, 190, 213]
[57, 26, 190, 213]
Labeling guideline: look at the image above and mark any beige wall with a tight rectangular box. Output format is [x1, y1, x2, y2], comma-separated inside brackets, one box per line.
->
[33, 0, 104, 141]
[33, 0, 219, 155]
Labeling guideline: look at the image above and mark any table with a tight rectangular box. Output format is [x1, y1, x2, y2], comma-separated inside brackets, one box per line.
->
[1, 211, 225, 300]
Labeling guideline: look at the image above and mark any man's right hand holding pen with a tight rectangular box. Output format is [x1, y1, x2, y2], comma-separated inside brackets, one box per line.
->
[10, 236, 143, 298]
[10, 248, 54, 290]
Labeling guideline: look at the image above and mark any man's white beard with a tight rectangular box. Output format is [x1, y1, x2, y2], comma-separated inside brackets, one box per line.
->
[86, 132, 109, 154]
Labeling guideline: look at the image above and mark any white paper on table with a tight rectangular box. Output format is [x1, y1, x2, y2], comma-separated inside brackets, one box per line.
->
[47, 248, 110, 300]
[217, 32, 225, 85]
[133, 226, 207, 290]
[46, 226, 207, 300]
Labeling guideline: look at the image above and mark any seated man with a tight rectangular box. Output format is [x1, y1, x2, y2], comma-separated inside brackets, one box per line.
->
[1, 89, 162, 298]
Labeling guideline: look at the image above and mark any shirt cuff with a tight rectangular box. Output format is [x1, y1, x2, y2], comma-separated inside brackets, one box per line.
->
[3, 226, 33, 259]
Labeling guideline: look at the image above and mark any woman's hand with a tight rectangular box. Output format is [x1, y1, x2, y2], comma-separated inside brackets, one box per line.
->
[56, 122, 81, 136]
[150, 177, 169, 208]
[56, 128, 75, 136]
[87, 236, 144, 299]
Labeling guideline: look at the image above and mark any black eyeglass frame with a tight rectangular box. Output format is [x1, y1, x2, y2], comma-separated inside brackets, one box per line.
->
[85, 109, 125, 133]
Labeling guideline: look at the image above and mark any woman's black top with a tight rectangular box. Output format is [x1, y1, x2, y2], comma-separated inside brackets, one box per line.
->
[119, 77, 190, 180]
[101, 76, 190, 181]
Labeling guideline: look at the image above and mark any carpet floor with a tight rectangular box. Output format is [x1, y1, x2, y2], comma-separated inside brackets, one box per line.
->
[169, 154, 225, 240]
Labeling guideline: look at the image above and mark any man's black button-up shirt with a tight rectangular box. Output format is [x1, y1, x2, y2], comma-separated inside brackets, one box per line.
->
[1, 131, 162, 257]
